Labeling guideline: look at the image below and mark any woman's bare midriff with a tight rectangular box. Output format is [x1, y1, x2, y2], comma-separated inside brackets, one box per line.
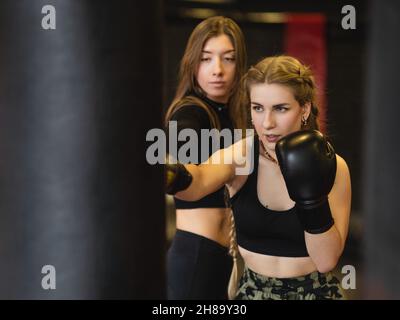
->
[176, 208, 231, 247]
[239, 246, 317, 278]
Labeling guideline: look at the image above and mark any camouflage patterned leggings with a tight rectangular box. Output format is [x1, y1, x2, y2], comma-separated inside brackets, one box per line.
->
[235, 266, 344, 300]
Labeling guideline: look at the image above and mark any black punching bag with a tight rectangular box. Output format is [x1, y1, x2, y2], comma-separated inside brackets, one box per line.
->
[364, 0, 400, 299]
[0, 1, 165, 298]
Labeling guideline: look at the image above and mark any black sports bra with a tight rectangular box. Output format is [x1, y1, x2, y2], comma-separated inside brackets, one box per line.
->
[230, 137, 309, 257]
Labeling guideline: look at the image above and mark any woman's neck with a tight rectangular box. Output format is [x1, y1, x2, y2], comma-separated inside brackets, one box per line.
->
[259, 139, 278, 165]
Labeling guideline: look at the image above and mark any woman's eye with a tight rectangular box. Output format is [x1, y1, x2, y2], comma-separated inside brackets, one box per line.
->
[225, 57, 235, 62]
[275, 106, 288, 112]
[201, 57, 211, 62]
[252, 106, 263, 112]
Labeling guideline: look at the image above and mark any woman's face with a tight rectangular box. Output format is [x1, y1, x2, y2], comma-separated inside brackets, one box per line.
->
[250, 82, 310, 155]
[196, 34, 236, 103]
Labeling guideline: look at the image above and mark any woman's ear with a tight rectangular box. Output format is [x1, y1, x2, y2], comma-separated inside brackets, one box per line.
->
[302, 102, 312, 120]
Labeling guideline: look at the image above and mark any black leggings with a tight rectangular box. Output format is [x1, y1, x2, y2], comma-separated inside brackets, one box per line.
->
[167, 229, 233, 300]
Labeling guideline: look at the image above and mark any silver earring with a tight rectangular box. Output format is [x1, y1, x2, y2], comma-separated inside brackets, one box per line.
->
[301, 116, 308, 127]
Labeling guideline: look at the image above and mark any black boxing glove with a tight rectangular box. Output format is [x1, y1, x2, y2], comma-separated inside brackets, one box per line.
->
[275, 130, 336, 234]
[165, 163, 193, 195]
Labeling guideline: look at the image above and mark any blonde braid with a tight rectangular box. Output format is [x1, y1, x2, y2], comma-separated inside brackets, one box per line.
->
[223, 186, 240, 299]
[227, 209, 244, 299]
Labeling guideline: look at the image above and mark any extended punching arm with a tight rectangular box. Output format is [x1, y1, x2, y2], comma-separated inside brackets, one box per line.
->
[165, 163, 193, 195]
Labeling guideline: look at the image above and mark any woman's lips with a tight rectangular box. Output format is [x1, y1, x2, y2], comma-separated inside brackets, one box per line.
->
[264, 134, 281, 143]
[209, 81, 225, 88]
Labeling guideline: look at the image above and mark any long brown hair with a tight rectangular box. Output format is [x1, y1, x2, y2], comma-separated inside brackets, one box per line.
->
[164, 16, 248, 130]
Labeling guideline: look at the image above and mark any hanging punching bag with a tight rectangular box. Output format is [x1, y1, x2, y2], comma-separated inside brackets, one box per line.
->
[0, 0, 165, 299]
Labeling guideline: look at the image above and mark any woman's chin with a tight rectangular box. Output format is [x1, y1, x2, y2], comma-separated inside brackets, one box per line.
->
[259, 137, 276, 153]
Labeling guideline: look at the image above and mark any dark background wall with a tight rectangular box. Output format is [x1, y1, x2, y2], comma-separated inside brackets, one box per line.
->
[363, 0, 400, 299]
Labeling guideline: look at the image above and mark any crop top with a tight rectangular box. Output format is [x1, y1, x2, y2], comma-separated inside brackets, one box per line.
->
[166, 93, 234, 209]
[230, 136, 309, 257]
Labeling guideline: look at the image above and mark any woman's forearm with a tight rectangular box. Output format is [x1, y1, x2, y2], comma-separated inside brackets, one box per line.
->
[304, 225, 344, 273]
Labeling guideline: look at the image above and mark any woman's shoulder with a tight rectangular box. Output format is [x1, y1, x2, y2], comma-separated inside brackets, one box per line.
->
[224, 135, 255, 194]
[170, 104, 209, 119]
[168, 106, 211, 133]
[169, 96, 211, 122]
[335, 154, 350, 176]
[226, 134, 254, 154]
[333, 153, 351, 190]
[221, 134, 255, 174]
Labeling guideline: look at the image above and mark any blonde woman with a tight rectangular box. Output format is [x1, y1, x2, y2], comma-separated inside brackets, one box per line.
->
[166, 56, 351, 300]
